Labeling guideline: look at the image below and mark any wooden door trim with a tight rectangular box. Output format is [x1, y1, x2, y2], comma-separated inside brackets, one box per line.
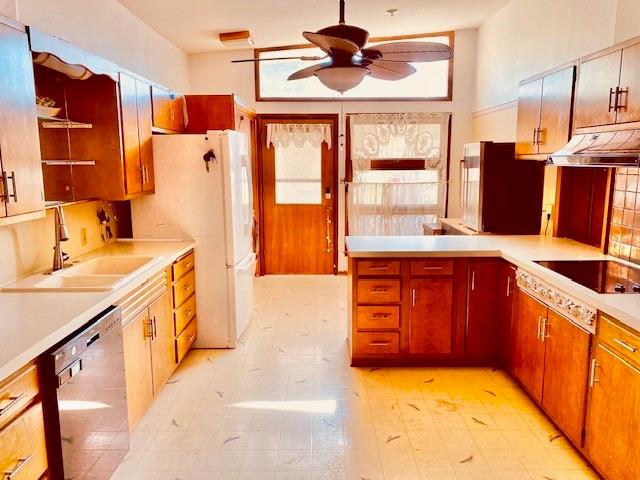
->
[256, 113, 339, 275]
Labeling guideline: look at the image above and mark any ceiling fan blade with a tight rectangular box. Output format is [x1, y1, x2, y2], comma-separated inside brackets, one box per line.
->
[367, 60, 416, 80]
[232, 55, 326, 63]
[302, 31, 359, 55]
[363, 42, 452, 62]
[288, 62, 332, 80]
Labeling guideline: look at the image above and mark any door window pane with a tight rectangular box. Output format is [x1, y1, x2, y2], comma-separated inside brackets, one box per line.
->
[275, 142, 322, 204]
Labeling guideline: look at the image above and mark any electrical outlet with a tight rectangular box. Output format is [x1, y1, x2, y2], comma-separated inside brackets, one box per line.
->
[80, 227, 88, 246]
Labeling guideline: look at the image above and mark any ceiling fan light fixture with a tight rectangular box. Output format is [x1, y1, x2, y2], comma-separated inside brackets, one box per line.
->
[315, 66, 369, 93]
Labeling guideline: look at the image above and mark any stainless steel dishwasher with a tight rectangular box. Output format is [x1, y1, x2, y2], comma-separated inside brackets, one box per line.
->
[46, 306, 129, 480]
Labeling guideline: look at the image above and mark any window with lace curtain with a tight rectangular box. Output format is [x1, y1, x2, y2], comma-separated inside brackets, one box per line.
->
[347, 113, 450, 236]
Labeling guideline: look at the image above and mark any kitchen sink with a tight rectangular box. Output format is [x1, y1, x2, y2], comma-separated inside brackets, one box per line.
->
[66, 255, 156, 275]
[1, 255, 158, 292]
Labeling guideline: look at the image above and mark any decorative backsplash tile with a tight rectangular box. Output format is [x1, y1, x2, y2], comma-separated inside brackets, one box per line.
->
[609, 168, 640, 264]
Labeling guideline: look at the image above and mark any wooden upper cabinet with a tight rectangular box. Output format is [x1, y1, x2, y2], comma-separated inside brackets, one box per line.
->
[515, 78, 543, 156]
[538, 66, 576, 154]
[465, 259, 499, 358]
[119, 72, 154, 196]
[151, 85, 184, 132]
[585, 343, 640, 480]
[541, 310, 590, 446]
[120, 72, 142, 195]
[515, 66, 575, 157]
[574, 50, 622, 128]
[0, 18, 43, 218]
[184, 94, 256, 133]
[511, 290, 547, 403]
[137, 80, 154, 193]
[408, 277, 454, 355]
[616, 42, 640, 124]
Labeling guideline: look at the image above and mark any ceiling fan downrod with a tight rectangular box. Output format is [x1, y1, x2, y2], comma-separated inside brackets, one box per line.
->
[339, 0, 346, 24]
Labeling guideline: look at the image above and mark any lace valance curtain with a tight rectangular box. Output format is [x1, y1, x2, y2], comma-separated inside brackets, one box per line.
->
[266, 123, 332, 149]
[348, 112, 451, 236]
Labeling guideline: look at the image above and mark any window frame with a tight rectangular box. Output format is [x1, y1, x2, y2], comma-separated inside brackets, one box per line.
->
[344, 113, 452, 236]
[254, 31, 455, 102]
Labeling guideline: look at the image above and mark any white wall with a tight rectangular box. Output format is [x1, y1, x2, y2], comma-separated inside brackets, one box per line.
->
[1, 0, 190, 91]
[472, 0, 640, 140]
[190, 29, 478, 271]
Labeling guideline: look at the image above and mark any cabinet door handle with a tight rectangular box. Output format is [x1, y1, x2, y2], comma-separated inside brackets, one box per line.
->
[542, 321, 550, 340]
[613, 338, 638, 353]
[536, 316, 545, 341]
[506, 276, 512, 297]
[532, 127, 538, 146]
[471, 271, 476, 291]
[144, 318, 154, 338]
[589, 358, 600, 387]
[0, 393, 25, 417]
[4, 454, 33, 480]
[152, 316, 157, 339]
[616, 87, 628, 110]
[609, 87, 616, 112]
[411, 288, 416, 307]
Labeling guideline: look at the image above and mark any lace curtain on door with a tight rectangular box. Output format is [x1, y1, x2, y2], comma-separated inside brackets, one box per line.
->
[266, 123, 332, 149]
[348, 112, 450, 236]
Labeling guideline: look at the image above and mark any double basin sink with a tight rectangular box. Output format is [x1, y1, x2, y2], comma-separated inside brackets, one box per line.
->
[1, 255, 158, 292]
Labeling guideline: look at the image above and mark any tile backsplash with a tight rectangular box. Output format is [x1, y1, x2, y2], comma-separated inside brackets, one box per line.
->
[609, 168, 640, 264]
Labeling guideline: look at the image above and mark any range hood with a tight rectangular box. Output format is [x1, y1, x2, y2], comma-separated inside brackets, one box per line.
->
[549, 129, 640, 167]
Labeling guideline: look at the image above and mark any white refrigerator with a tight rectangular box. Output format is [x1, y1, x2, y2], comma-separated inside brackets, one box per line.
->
[131, 131, 255, 348]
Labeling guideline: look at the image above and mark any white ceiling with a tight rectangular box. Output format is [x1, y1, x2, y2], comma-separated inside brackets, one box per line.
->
[115, 0, 511, 54]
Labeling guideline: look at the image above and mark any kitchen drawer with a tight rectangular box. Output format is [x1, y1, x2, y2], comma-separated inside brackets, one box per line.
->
[0, 363, 39, 429]
[599, 314, 640, 367]
[176, 318, 197, 363]
[410, 259, 454, 276]
[357, 260, 400, 276]
[0, 402, 48, 480]
[357, 279, 400, 304]
[356, 306, 400, 330]
[174, 293, 196, 336]
[172, 251, 195, 282]
[354, 332, 400, 356]
[173, 269, 196, 309]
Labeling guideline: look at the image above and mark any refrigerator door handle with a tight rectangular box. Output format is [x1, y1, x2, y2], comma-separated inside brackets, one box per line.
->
[458, 159, 465, 209]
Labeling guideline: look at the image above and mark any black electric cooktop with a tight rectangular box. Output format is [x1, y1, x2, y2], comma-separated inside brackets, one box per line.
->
[535, 260, 640, 294]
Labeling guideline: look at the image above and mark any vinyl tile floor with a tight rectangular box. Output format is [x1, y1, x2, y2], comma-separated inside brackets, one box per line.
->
[112, 275, 598, 480]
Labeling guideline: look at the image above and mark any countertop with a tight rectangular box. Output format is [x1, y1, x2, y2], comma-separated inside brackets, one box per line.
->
[0, 239, 194, 380]
[346, 235, 640, 332]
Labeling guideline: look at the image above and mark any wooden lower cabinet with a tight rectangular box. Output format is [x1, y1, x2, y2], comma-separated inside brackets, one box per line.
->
[171, 250, 197, 362]
[585, 343, 640, 479]
[511, 290, 547, 402]
[0, 402, 48, 480]
[466, 259, 500, 358]
[541, 309, 591, 445]
[120, 268, 177, 429]
[122, 308, 154, 430]
[498, 262, 517, 369]
[408, 277, 454, 355]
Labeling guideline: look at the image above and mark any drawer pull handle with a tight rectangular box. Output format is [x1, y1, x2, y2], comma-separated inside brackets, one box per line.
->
[369, 266, 389, 271]
[184, 261, 194, 269]
[589, 358, 600, 388]
[187, 334, 196, 343]
[185, 310, 194, 317]
[184, 284, 194, 292]
[0, 393, 26, 417]
[370, 341, 390, 346]
[370, 288, 388, 294]
[4, 454, 33, 480]
[614, 338, 638, 353]
[423, 266, 443, 270]
[371, 313, 390, 319]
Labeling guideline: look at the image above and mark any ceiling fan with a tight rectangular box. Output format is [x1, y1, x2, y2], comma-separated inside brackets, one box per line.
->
[232, 0, 453, 93]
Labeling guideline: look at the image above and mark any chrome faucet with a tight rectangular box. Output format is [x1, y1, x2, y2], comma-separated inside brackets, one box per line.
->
[52, 206, 70, 272]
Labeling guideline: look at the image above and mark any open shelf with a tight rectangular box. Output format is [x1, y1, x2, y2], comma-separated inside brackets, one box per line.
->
[38, 115, 92, 129]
